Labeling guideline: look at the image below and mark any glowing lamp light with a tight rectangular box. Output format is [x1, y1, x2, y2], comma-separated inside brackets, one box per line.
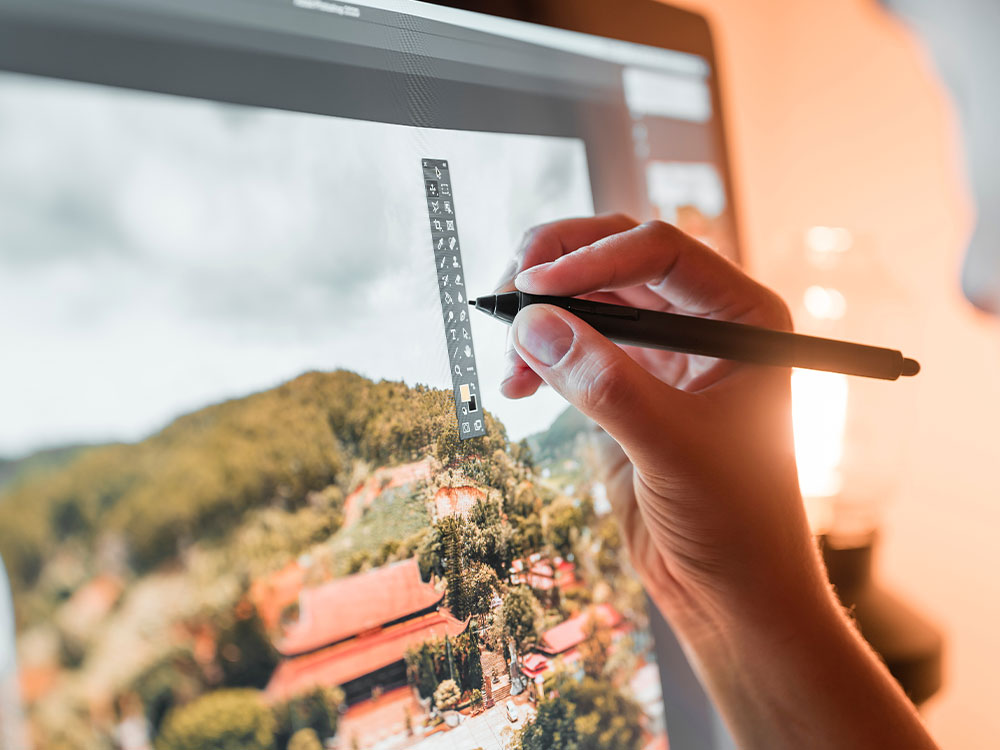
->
[792, 368, 848, 500]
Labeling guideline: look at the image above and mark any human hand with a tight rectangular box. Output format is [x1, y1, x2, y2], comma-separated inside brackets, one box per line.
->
[496, 214, 825, 638]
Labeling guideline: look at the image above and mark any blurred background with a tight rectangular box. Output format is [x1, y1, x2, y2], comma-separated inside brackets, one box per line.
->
[669, 0, 1000, 747]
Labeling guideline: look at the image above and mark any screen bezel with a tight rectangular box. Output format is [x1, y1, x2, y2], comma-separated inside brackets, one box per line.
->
[425, 0, 741, 263]
[0, 0, 741, 262]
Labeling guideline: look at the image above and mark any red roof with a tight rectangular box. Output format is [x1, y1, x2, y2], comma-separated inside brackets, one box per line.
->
[538, 604, 624, 656]
[267, 610, 467, 700]
[277, 558, 443, 656]
[521, 653, 550, 678]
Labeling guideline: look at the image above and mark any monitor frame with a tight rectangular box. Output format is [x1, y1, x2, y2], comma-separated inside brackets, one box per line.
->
[0, 1, 739, 747]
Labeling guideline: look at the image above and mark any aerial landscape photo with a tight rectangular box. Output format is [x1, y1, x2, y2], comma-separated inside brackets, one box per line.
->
[0, 373, 667, 749]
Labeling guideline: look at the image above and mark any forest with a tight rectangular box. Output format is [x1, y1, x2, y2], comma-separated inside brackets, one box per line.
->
[0, 370, 507, 616]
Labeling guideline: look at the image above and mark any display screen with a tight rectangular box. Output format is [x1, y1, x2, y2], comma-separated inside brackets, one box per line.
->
[0, 1, 734, 747]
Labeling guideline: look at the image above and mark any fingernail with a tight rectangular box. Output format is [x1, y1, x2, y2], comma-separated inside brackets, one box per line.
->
[514, 263, 549, 291]
[514, 306, 574, 366]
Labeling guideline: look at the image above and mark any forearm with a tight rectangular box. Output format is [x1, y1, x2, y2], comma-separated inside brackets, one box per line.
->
[661, 562, 939, 750]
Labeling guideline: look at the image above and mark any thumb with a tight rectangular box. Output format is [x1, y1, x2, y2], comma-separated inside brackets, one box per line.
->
[511, 304, 695, 467]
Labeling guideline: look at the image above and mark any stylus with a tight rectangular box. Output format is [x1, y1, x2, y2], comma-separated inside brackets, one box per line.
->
[470, 292, 920, 381]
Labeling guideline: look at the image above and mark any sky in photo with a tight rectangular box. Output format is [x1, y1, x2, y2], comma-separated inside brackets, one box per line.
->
[0, 72, 594, 456]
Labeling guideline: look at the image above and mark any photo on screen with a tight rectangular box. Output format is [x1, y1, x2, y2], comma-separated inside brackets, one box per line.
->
[0, 71, 668, 750]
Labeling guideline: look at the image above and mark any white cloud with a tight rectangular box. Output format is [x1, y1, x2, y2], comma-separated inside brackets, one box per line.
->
[0, 73, 594, 455]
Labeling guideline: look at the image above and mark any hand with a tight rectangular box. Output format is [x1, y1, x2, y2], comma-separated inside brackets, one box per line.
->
[496, 214, 938, 750]
[496, 214, 822, 635]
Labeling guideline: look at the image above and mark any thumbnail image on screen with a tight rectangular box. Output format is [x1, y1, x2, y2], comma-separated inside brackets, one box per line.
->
[0, 72, 669, 750]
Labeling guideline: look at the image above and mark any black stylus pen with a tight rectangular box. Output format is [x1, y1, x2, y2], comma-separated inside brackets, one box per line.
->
[470, 292, 920, 381]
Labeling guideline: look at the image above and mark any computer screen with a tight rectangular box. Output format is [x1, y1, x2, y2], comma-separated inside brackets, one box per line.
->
[0, 0, 737, 747]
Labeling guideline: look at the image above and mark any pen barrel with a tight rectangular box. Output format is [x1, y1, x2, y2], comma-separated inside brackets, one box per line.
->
[571, 308, 906, 381]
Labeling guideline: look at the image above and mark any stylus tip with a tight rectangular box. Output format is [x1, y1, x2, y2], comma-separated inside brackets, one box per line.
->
[901, 358, 920, 377]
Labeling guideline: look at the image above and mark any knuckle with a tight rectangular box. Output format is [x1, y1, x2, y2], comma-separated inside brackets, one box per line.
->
[578, 355, 633, 416]
[518, 224, 545, 253]
[607, 211, 638, 227]
[640, 219, 683, 243]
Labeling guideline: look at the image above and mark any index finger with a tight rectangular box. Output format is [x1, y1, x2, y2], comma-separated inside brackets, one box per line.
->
[493, 213, 638, 292]
[514, 220, 788, 325]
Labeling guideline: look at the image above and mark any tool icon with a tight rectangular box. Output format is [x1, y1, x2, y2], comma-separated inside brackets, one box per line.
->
[434, 166, 442, 178]
[448, 237, 457, 250]
[430, 200, 440, 213]
[446, 310, 455, 323]
[464, 345, 472, 359]
[444, 291, 453, 304]
[437, 238, 445, 250]
[444, 201, 453, 214]
[433, 219, 443, 231]
[445, 220, 455, 231]
[441, 183, 451, 196]
[452, 256, 460, 268]
[441, 275, 450, 286]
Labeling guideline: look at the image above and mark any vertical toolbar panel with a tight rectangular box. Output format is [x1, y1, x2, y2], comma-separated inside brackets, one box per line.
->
[422, 158, 486, 440]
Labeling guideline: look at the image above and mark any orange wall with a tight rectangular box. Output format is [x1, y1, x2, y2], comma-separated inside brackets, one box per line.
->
[667, 0, 1000, 746]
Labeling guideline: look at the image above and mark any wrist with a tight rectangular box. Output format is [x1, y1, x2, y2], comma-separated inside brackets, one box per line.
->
[650, 553, 938, 750]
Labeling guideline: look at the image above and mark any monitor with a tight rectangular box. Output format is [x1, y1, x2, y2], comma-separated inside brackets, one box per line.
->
[0, 1, 739, 747]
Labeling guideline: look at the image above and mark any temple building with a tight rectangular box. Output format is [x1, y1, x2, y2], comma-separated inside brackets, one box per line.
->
[520, 603, 629, 682]
[266, 558, 467, 704]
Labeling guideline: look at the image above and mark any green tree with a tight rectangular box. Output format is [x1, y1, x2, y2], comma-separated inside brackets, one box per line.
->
[215, 607, 278, 689]
[504, 482, 538, 518]
[465, 562, 500, 625]
[433, 679, 460, 711]
[545, 498, 582, 559]
[509, 512, 544, 562]
[594, 518, 622, 579]
[565, 678, 643, 750]
[577, 612, 612, 679]
[500, 585, 542, 680]
[465, 499, 513, 579]
[272, 685, 344, 743]
[155, 689, 275, 750]
[517, 696, 578, 750]
[437, 515, 470, 619]
[287, 728, 323, 750]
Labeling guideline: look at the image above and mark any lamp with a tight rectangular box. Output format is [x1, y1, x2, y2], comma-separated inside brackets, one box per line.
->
[770, 227, 942, 706]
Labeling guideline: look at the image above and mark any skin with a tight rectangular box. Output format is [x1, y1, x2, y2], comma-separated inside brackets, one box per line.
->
[496, 214, 939, 750]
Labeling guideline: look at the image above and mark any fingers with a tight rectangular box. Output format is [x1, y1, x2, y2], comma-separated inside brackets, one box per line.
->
[511, 304, 696, 467]
[500, 326, 542, 398]
[516, 220, 791, 329]
[514, 213, 640, 279]
[496, 213, 639, 399]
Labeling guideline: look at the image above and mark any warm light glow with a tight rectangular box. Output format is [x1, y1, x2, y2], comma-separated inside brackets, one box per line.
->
[792, 369, 849, 499]
[805, 225, 853, 254]
[803, 284, 847, 320]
